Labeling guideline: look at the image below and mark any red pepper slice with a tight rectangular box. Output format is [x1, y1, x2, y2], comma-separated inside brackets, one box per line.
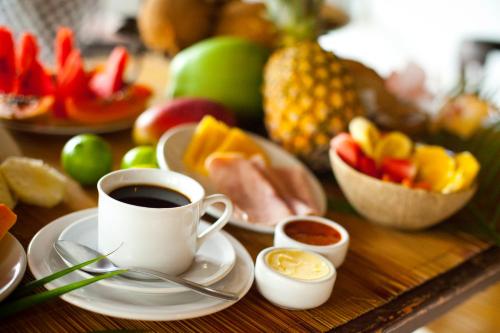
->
[55, 27, 74, 74]
[0, 27, 16, 93]
[89, 46, 128, 98]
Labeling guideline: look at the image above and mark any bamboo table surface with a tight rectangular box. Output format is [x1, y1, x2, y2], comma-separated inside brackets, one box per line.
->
[1, 129, 499, 333]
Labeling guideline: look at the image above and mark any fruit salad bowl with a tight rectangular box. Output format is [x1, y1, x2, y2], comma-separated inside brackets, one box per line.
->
[329, 150, 477, 230]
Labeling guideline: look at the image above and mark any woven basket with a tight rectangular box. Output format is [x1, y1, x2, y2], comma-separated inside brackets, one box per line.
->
[330, 150, 476, 230]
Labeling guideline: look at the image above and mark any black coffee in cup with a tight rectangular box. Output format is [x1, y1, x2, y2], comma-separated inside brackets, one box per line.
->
[109, 184, 190, 208]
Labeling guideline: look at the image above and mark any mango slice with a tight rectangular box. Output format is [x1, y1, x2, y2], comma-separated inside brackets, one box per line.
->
[374, 131, 413, 163]
[0, 204, 17, 241]
[442, 152, 480, 193]
[209, 128, 269, 164]
[413, 145, 456, 192]
[183, 116, 230, 174]
[348, 116, 380, 157]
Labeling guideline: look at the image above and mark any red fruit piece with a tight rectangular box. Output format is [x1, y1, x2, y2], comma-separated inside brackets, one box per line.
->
[331, 133, 362, 168]
[15, 33, 54, 96]
[413, 181, 432, 191]
[55, 27, 74, 74]
[0, 27, 16, 93]
[381, 158, 416, 183]
[57, 50, 91, 99]
[55, 50, 92, 117]
[89, 46, 128, 98]
[357, 155, 379, 178]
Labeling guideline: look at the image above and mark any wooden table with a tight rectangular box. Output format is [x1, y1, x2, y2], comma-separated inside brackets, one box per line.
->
[0, 128, 498, 333]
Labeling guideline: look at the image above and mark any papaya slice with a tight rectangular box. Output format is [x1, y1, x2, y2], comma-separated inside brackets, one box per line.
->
[65, 84, 151, 124]
[0, 204, 17, 241]
[0, 95, 54, 120]
[90, 47, 128, 98]
[14, 33, 54, 96]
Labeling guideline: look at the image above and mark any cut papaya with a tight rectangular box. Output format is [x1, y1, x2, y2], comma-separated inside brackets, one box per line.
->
[0, 95, 54, 120]
[0, 204, 17, 241]
[65, 84, 151, 124]
[15, 33, 54, 96]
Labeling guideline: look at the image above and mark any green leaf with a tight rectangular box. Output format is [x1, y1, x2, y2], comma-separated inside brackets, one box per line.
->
[11, 254, 108, 299]
[0, 269, 127, 319]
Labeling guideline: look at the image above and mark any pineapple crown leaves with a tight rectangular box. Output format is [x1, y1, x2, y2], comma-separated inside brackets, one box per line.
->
[265, 0, 324, 45]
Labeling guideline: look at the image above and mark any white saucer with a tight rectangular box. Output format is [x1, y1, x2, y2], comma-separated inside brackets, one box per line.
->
[28, 208, 254, 321]
[57, 209, 236, 294]
[157, 124, 327, 234]
[0, 233, 27, 302]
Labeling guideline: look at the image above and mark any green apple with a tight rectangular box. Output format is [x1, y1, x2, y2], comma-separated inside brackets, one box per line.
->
[168, 37, 269, 120]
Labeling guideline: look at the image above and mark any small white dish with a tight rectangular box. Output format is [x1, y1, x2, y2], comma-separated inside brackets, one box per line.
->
[157, 124, 327, 234]
[27, 208, 254, 321]
[274, 216, 349, 268]
[57, 208, 236, 294]
[255, 247, 336, 310]
[0, 233, 27, 302]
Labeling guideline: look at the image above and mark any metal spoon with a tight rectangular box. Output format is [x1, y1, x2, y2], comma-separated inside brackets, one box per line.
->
[54, 240, 238, 301]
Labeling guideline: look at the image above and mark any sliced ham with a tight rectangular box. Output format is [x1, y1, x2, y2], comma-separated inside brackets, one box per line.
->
[206, 154, 293, 225]
[206, 153, 320, 225]
[250, 156, 319, 216]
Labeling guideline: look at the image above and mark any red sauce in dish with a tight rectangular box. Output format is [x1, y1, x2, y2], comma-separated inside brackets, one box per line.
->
[284, 221, 341, 246]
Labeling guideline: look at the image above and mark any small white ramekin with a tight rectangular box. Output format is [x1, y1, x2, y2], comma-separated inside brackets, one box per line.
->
[274, 216, 349, 268]
[255, 247, 336, 310]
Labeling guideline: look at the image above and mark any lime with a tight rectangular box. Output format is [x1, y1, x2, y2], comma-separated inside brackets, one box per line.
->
[121, 146, 158, 169]
[61, 134, 113, 186]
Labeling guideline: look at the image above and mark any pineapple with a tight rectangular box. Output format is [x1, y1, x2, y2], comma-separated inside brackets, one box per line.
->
[263, 0, 364, 170]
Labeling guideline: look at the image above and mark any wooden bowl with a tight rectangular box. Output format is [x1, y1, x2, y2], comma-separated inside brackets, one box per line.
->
[329, 150, 476, 230]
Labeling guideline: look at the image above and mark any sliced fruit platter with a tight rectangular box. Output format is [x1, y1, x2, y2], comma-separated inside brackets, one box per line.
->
[0, 27, 152, 134]
[157, 116, 327, 233]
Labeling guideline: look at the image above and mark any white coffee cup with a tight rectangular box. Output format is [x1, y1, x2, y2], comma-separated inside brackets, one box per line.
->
[97, 168, 233, 276]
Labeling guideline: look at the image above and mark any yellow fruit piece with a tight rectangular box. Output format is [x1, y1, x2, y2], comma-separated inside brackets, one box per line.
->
[438, 94, 490, 139]
[183, 116, 230, 174]
[0, 157, 66, 208]
[348, 116, 380, 157]
[414, 145, 456, 192]
[209, 128, 268, 164]
[442, 152, 480, 193]
[374, 131, 413, 163]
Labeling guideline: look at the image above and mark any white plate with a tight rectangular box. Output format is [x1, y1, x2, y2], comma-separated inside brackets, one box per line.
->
[0, 233, 27, 302]
[27, 208, 254, 321]
[57, 209, 236, 294]
[157, 124, 327, 234]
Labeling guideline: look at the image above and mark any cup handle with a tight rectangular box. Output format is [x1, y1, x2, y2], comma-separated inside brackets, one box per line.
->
[197, 194, 233, 249]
